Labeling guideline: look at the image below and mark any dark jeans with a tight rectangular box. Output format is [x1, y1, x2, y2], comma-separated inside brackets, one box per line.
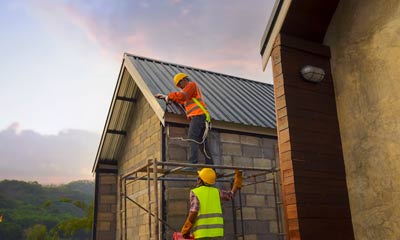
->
[188, 115, 214, 165]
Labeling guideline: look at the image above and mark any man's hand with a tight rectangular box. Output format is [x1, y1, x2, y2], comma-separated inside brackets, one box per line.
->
[233, 169, 242, 190]
[154, 93, 168, 102]
[181, 219, 193, 238]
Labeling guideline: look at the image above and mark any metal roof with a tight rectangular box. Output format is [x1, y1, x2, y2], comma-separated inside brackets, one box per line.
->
[127, 54, 276, 129]
[93, 54, 276, 172]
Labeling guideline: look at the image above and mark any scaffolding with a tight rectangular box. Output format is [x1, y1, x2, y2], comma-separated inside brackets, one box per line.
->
[119, 159, 286, 240]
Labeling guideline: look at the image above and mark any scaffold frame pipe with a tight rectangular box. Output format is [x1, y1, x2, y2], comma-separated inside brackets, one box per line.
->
[119, 159, 285, 240]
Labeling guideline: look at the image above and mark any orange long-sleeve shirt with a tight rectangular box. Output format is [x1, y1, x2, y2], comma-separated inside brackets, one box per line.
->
[167, 82, 208, 118]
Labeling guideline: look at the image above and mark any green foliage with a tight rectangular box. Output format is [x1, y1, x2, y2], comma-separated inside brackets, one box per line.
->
[24, 224, 49, 240]
[0, 180, 94, 240]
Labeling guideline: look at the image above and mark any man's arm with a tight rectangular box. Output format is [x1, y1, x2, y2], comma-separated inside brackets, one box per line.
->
[181, 191, 199, 238]
[220, 170, 242, 201]
[168, 82, 197, 103]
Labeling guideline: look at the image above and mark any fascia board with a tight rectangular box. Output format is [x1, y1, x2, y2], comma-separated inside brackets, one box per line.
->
[261, 0, 292, 70]
[123, 54, 165, 126]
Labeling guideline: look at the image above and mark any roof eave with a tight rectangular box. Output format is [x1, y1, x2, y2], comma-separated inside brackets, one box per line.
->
[260, 0, 292, 71]
[92, 57, 126, 173]
[123, 53, 166, 126]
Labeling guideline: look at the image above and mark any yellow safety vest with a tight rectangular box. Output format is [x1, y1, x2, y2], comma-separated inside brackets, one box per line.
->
[192, 186, 224, 238]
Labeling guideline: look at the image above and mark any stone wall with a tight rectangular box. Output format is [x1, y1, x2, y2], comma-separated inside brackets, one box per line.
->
[324, 0, 400, 239]
[94, 172, 118, 240]
[164, 124, 280, 239]
[117, 91, 162, 240]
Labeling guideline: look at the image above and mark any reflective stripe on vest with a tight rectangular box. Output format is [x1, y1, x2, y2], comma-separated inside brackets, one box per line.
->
[192, 98, 210, 122]
[192, 186, 224, 238]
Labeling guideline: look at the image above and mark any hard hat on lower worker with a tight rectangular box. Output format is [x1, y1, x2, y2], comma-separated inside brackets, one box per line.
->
[173, 72, 188, 86]
[197, 168, 216, 185]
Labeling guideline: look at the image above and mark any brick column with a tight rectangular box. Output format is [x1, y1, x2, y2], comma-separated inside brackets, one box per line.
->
[93, 172, 118, 240]
[271, 34, 354, 240]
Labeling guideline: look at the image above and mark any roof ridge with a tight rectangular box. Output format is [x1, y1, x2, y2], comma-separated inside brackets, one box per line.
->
[124, 52, 273, 87]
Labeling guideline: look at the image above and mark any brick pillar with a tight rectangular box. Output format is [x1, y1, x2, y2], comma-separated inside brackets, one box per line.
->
[93, 171, 118, 240]
[271, 34, 354, 240]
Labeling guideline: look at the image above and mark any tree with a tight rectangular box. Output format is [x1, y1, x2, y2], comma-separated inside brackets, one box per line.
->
[24, 224, 49, 240]
[52, 200, 93, 238]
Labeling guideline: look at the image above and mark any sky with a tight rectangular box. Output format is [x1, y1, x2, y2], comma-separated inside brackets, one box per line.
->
[0, 0, 275, 184]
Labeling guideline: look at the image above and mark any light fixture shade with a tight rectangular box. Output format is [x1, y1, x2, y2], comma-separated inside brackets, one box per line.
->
[300, 65, 325, 83]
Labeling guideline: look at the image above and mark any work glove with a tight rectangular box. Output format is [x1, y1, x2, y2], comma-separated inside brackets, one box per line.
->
[154, 93, 168, 102]
[181, 219, 193, 238]
[233, 169, 242, 189]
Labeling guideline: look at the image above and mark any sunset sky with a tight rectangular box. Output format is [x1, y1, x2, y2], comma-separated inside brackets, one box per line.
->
[0, 0, 275, 184]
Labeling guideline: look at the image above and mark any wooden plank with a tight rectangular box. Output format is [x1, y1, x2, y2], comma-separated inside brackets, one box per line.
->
[285, 94, 338, 118]
[277, 107, 287, 118]
[292, 179, 350, 195]
[288, 127, 341, 146]
[289, 139, 342, 155]
[273, 72, 284, 88]
[280, 151, 292, 162]
[291, 168, 346, 180]
[286, 203, 298, 219]
[284, 183, 295, 195]
[279, 128, 290, 143]
[288, 218, 299, 230]
[299, 218, 354, 240]
[273, 60, 283, 77]
[283, 175, 295, 185]
[285, 193, 297, 205]
[275, 84, 285, 98]
[296, 204, 352, 219]
[278, 34, 331, 57]
[281, 157, 293, 170]
[279, 141, 291, 153]
[282, 169, 293, 179]
[275, 95, 287, 111]
[294, 192, 351, 205]
[286, 113, 340, 135]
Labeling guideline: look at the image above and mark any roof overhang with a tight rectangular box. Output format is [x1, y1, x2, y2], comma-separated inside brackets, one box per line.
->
[260, 0, 340, 70]
[260, 0, 292, 70]
[92, 54, 166, 173]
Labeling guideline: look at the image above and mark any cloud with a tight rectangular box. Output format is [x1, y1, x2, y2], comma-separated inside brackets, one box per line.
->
[25, 0, 273, 81]
[0, 123, 100, 184]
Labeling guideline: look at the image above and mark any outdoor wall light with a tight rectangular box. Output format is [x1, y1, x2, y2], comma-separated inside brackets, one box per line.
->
[300, 65, 325, 83]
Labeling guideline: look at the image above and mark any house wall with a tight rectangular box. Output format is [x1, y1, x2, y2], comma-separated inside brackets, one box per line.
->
[164, 124, 280, 240]
[324, 1, 400, 239]
[117, 91, 162, 240]
[94, 172, 118, 240]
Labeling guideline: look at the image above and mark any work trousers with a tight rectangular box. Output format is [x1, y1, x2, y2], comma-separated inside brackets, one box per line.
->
[188, 115, 214, 165]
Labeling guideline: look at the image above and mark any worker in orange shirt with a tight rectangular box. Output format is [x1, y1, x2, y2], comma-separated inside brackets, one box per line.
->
[155, 73, 214, 166]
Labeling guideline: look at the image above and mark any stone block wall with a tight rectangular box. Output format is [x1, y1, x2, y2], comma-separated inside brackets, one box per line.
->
[117, 91, 162, 239]
[164, 124, 281, 239]
[94, 172, 118, 240]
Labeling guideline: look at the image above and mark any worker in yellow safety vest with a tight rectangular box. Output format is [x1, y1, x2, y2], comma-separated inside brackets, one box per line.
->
[155, 73, 213, 166]
[181, 168, 242, 239]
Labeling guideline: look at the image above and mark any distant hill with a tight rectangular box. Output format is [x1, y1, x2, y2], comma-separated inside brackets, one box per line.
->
[0, 180, 94, 239]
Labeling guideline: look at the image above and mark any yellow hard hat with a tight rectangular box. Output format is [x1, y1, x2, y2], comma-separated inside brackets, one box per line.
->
[173, 72, 188, 86]
[197, 168, 216, 185]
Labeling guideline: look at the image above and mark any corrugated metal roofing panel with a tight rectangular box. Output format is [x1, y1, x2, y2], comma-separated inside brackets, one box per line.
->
[127, 54, 276, 129]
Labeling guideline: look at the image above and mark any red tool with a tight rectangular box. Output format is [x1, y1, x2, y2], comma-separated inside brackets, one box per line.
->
[172, 232, 194, 240]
